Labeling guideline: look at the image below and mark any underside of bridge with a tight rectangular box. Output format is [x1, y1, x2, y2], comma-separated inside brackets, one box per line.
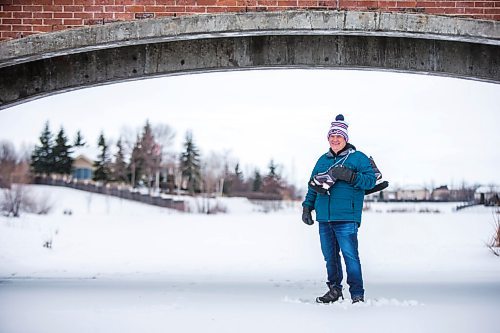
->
[0, 11, 499, 110]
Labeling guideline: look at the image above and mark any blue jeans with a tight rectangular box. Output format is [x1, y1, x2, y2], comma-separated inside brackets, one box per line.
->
[319, 222, 364, 298]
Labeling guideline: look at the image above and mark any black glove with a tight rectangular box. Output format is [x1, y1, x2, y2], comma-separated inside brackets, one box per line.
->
[328, 166, 357, 184]
[302, 206, 314, 225]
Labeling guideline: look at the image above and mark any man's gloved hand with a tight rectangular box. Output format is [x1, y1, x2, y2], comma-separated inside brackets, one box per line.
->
[308, 178, 329, 195]
[302, 206, 314, 225]
[328, 166, 357, 184]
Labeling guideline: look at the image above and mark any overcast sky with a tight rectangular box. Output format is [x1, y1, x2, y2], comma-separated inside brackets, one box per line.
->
[0, 69, 499, 190]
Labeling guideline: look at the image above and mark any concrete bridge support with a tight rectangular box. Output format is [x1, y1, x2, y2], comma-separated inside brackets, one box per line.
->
[0, 11, 499, 110]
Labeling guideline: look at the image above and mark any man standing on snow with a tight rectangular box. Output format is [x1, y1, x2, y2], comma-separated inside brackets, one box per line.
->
[302, 114, 376, 304]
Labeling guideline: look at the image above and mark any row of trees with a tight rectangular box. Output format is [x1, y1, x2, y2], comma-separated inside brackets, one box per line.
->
[27, 121, 300, 200]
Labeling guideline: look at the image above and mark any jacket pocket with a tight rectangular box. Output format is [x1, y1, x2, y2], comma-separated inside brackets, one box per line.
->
[330, 197, 354, 217]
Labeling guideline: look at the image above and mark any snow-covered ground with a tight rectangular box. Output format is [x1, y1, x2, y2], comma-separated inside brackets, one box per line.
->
[0, 185, 499, 333]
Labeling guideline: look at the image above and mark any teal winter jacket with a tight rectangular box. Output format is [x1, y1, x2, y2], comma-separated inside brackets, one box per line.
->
[302, 144, 376, 224]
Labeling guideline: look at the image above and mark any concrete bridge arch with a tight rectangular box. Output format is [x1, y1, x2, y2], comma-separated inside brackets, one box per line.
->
[0, 10, 499, 110]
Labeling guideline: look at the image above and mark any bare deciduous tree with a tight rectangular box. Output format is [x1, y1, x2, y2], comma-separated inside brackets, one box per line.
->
[0, 141, 17, 188]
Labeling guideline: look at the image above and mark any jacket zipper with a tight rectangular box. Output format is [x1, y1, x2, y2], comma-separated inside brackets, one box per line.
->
[328, 155, 336, 221]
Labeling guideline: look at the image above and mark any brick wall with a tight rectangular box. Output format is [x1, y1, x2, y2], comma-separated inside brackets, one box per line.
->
[1, 1, 499, 41]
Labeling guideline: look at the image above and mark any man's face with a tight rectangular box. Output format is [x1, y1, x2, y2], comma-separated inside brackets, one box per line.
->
[328, 134, 346, 153]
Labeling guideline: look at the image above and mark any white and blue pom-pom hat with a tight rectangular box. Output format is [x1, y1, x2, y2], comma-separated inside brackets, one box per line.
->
[327, 114, 349, 142]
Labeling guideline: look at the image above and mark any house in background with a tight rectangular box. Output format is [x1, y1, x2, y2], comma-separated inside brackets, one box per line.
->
[432, 185, 450, 201]
[396, 186, 431, 201]
[474, 185, 500, 206]
[72, 154, 94, 180]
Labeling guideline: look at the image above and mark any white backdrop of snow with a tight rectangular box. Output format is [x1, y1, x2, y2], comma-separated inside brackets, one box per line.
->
[0, 185, 499, 333]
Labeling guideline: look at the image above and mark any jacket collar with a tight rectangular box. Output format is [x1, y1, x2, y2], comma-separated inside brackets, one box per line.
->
[327, 143, 356, 158]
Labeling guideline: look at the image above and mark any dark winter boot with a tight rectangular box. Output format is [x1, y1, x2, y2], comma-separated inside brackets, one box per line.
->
[316, 283, 344, 304]
[352, 295, 365, 304]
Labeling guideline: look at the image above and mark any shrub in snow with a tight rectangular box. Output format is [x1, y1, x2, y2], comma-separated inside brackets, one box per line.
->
[488, 210, 500, 256]
[1, 185, 25, 217]
[1, 185, 53, 217]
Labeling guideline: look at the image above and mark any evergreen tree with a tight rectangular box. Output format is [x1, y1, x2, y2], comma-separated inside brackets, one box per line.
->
[30, 121, 54, 175]
[73, 130, 86, 147]
[179, 131, 201, 194]
[52, 127, 73, 175]
[252, 169, 262, 192]
[128, 121, 161, 188]
[112, 138, 128, 183]
[93, 132, 111, 182]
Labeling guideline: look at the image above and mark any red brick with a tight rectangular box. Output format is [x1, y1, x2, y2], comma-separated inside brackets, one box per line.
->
[416, 1, 435, 6]
[83, 5, 104, 12]
[484, 8, 500, 13]
[216, 0, 238, 5]
[84, 18, 104, 24]
[64, 5, 84, 12]
[144, 5, 166, 11]
[278, 0, 298, 6]
[54, 12, 73, 18]
[2, 18, 21, 24]
[338, 0, 357, 8]
[208, 5, 242, 10]
[53, 0, 75, 5]
[378, 1, 398, 7]
[94, 0, 115, 5]
[0, 24, 12, 31]
[474, 1, 490, 6]
[11, 24, 32, 31]
[13, 11, 33, 18]
[0, 11, 13, 18]
[93, 12, 115, 19]
[176, 0, 195, 4]
[186, 5, 207, 11]
[63, 18, 83, 24]
[27, 0, 52, 4]
[43, 18, 64, 25]
[258, 0, 279, 5]
[134, 0, 157, 4]
[298, 0, 318, 6]
[43, 5, 64, 12]
[22, 18, 43, 24]
[455, 1, 475, 7]
[164, 5, 186, 11]
[236, 0, 257, 5]
[104, 5, 125, 12]
[2, 5, 22, 11]
[2, 31, 25, 38]
[464, 7, 483, 13]
[73, 0, 94, 5]
[22, 5, 43, 11]
[32, 24, 53, 32]
[113, 12, 135, 19]
[33, 12, 53, 18]
[396, 1, 417, 8]
[444, 7, 465, 13]
[196, 0, 217, 5]
[125, 5, 145, 12]
[73, 12, 93, 19]
[359, 1, 378, 8]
